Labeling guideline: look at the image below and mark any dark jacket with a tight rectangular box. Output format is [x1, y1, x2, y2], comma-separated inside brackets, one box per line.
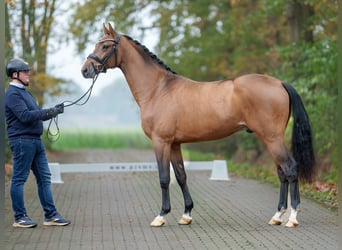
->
[5, 84, 51, 139]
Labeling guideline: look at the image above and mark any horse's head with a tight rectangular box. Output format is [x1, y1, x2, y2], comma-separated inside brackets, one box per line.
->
[81, 22, 121, 79]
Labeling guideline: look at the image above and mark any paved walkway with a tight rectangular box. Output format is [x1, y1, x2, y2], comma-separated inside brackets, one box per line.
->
[4, 170, 338, 250]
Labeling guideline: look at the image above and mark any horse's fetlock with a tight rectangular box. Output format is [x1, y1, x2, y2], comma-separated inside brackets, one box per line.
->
[185, 202, 194, 212]
[162, 207, 171, 215]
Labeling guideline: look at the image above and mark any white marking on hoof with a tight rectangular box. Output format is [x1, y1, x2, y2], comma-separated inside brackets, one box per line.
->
[268, 210, 285, 225]
[268, 217, 282, 225]
[285, 208, 299, 228]
[150, 215, 165, 227]
[178, 214, 192, 225]
[285, 219, 298, 228]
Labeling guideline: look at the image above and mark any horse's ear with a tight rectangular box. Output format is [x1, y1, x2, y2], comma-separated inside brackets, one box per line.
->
[108, 22, 115, 35]
[103, 23, 109, 35]
[103, 22, 116, 36]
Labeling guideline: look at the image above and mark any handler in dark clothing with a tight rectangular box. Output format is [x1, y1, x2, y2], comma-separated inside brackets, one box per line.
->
[5, 58, 71, 228]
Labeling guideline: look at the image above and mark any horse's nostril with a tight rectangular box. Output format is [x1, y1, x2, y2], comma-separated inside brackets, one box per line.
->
[82, 67, 88, 77]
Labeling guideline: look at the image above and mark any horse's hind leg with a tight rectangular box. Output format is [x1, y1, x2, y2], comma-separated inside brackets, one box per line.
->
[266, 141, 300, 227]
[286, 161, 301, 228]
[170, 143, 193, 225]
[269, 167, 288, 225]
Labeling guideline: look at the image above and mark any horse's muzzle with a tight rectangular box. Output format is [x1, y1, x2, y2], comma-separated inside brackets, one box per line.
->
[81, 64, 95, 79]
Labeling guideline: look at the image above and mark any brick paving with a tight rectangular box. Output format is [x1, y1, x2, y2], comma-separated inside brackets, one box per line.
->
[4, 170, 338, 250]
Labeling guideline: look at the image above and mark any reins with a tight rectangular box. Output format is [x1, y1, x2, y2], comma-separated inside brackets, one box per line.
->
[46, 74, 99, 141]
[63, 74, 99, 108]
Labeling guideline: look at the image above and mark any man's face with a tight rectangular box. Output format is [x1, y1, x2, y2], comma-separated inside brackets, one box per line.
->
[14, 71, 30, 85]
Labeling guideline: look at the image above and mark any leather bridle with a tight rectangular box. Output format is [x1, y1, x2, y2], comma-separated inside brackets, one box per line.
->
[87, 33, 121, 74]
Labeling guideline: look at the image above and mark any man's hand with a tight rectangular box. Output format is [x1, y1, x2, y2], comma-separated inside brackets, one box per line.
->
[54, 103, 64, 114]
[46, 103, 64, 119]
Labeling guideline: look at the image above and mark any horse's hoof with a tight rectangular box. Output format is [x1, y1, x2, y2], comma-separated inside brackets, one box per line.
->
[285, 220, 298, 228]
[150, 215, 165, 227]
[268, 217, 282, 225]
[178, 215, 192, 225]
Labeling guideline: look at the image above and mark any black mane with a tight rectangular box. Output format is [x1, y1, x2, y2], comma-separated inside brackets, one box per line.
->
[123, 35, 177, 75]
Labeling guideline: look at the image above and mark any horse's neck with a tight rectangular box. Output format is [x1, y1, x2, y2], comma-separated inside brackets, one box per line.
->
[119, 40, 166, 107]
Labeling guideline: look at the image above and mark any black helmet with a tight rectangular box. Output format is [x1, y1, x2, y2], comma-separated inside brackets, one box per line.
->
[6, 58, 30, 77]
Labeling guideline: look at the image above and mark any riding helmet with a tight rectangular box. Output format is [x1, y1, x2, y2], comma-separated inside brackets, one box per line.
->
[6, 58, 30, 77]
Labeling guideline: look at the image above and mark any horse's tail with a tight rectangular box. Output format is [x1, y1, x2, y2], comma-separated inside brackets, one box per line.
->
[282, 82, 316, 183]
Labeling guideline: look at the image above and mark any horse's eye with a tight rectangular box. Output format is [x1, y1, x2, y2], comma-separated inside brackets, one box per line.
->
[102, 45, 109, 50]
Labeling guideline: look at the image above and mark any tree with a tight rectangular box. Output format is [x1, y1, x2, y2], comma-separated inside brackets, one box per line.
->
[5, 0, 69, 106]
[152, 0, 289, 79]
[287, 0, 315, 42]
[70, 0, 152, 52]
[276, 0, 337, 161]
[5, 1, 13, 59]
[70, 0, 289, 78]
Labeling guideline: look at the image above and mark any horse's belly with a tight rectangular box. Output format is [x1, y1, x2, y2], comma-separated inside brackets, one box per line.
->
[174, 120, 242, 143]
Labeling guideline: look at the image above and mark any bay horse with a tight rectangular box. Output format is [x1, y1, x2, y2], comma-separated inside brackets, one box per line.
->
[81, 23, 315, 228]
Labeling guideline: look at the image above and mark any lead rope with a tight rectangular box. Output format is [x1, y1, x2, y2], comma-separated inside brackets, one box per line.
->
[46, 74, 99, 142]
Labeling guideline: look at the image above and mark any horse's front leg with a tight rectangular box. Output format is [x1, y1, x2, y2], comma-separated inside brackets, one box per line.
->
[170, 143, 193, 225]
[150, 141, 171, 227]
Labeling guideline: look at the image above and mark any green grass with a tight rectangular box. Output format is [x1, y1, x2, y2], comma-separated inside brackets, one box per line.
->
[47, 128, 216, 159]
[47, 128, 218, 161]
[182, 148, 216, 161]
[47, 127, 152, 151]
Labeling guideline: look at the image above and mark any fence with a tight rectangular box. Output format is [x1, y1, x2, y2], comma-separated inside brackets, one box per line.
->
[48, 160, 229, 184]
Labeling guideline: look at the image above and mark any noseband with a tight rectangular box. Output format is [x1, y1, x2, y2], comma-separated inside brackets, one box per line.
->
[87, 33, 121, 74]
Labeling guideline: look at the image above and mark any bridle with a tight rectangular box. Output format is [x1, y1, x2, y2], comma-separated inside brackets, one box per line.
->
[87, 33, 121, 74]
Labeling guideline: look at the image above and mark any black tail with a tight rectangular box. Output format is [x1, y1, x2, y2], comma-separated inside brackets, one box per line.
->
[282, 82, 316, 183]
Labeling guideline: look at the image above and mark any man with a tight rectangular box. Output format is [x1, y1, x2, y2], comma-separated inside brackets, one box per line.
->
[5, 58, 71, 228]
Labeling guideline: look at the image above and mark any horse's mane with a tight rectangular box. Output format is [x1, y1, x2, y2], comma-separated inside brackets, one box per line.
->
[123, 35, 177, 75]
